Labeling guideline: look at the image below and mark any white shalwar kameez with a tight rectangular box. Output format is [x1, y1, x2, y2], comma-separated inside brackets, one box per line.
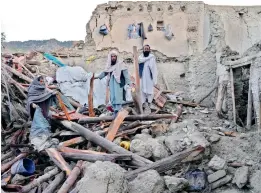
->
[138, 54, 158, 104]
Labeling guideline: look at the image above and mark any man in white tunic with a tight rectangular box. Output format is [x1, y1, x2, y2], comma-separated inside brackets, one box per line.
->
[138, 45, 158, 114]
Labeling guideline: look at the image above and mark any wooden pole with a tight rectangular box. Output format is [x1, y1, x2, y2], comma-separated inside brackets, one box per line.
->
[197, 77, 219, 104]
[57, 161, 83, 193]
[42, 172, 65, 193]
[88, 73, 95, 117]
[162, 75, 170, 90]
[4, 64, 33, 83]
[46, 148, 72, 176]
[61, 152, 132, 162]
[133, 46, 143, 114]
[246, 81, 253, 130]
[59, 137, 86, 147]
[106, 108, 130, 141]
[216, 80, 228, 118]
[78, 114, 176, 124]
[21, 168, 59, 193]
[126, 145, 204, 180]
[58, 146, 105, 155]
[19, 60, 35, 79]
[59, 120, 152, 166]
[230, 68, 236, 124]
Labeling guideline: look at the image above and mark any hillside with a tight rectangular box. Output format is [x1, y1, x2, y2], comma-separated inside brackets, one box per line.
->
[3, 39, 75, 53]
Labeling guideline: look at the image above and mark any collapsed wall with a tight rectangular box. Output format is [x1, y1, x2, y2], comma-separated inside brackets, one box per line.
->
[83, 1, 261, 108]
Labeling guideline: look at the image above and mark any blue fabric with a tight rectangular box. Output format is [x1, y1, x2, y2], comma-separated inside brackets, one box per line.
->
[185, 169, 207, 191]
[30, 107, 51, 139]
[44, 53, 66, 67]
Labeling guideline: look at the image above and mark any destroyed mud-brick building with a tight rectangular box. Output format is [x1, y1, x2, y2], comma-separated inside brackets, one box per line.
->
[84, 1, 261, 128]
[2, 1, 261, 193]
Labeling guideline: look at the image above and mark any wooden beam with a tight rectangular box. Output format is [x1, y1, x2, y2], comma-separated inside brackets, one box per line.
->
[126, 146, 204, 180]
[106, 109, 130, 141]
[246, 82, 253, 130]
[88, 73, 95, 117]
[78, 114, 176, 124]
[45, 148, 72, 176]
[4, 64, 33, 83]
[59, 120, 152, 166]
[21, 168, 59, 193]
[162, 74, 170, 90]
[61, 152, 132, 162]
[224, 52, 261, 67]
[230, 68, 236, 124]
[133, 46, 143, 114]
[57, 161, 83, 193]
[59, 137, 86, 147]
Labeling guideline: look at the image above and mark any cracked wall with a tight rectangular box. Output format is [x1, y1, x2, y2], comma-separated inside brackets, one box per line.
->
[83, 1, 261, 106]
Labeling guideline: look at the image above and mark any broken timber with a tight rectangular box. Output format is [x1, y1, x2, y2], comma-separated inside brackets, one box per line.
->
[4, 64, 33, 83]
[224, 52, 261, 68]
[133, 46, 143, 114]
[126, 145, 204, 180]
[59, 120, 152, 166]
[78, 114, 176, 124]
[88, 73, 95, 117]
[57, 160, 83, 193]
[106, 108, 130, 141]
[21, 167, 59, 192]
[229, 68, 236, 123]
[61, 152, 132, 162]
[45, 148, 72, 176]
[246, 82, 253, 130]
[42, 172, 65, 193]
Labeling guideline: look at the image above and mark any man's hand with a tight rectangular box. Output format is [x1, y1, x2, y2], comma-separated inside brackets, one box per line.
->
[31, 103, 39, 109]
[52, 90, 58, 95]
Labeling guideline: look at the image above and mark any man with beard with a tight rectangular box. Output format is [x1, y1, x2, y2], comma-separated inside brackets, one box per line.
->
[95, 50, 131, 118]
[138, 45, 158, 114]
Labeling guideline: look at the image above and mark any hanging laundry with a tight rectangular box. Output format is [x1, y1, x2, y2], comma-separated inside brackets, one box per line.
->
[148, 23, 153, 32]
[164, 24, 174, 40]
[127, 24, 140, 39]
[99, 24, 109, 35]
[139, 22, 147, 40]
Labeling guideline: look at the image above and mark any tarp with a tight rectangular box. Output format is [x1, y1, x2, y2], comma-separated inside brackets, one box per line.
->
[30, 107, 58, 151]
[56, 66, 107, 107]
[43, 53, 66, 67]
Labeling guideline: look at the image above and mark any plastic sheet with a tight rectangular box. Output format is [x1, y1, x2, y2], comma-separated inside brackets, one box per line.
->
[30, 107, 58, 151]
[185, 169, 207, 191]
[56, 66, 108, 108]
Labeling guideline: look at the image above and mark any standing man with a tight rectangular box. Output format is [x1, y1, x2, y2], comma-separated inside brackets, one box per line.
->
[138, 45, 158, 114]
[95, 50, 131, 118]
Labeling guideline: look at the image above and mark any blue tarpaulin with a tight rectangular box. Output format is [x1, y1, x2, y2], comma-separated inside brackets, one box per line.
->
[44, 53, 66, 67]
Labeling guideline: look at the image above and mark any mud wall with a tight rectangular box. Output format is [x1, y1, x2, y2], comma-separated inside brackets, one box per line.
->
[83, 1, 261, 106]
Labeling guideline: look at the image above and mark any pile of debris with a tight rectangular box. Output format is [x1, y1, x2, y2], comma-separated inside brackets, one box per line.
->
[1, 50, 261, 193]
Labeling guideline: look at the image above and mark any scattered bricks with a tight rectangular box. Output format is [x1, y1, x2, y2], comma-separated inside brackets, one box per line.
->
[207, 170, 226, 183]
[233, 166, 249, 188]
[208, 155, 227, 170]
[211, 175, 232, 190]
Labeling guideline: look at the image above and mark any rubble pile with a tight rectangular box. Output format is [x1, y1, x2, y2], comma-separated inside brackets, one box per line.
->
[1, 50, 261, 193]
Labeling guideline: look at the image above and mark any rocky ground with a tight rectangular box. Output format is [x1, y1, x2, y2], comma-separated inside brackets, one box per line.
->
[74, 106, 261, 193]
